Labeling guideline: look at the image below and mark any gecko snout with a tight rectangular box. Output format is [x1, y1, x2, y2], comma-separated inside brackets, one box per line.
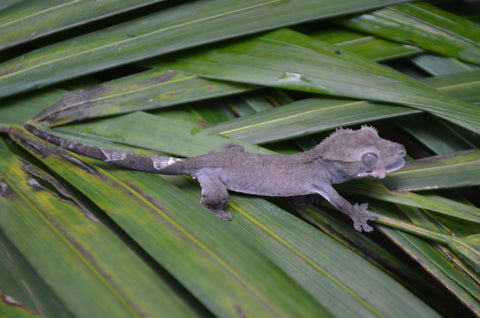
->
[396, 143, 407, 157]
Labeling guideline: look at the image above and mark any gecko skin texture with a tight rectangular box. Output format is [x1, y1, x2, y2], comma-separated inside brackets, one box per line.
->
[24, 125, 406, 232]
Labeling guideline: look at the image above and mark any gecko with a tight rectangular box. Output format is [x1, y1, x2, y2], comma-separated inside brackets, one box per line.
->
[24, 124, 406, 232]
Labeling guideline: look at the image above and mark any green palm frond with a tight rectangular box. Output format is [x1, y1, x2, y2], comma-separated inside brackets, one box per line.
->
[1, 1, 479, 317]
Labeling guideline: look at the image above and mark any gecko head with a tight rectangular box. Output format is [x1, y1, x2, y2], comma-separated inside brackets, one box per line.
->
[317, 126, 406, 182]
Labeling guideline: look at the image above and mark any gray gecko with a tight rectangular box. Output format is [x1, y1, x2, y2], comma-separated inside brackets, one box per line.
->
[24, 124, 406, 232]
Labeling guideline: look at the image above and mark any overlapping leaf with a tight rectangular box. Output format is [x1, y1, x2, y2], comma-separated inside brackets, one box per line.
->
[209, 68, 480, 144]
[159, 29, 480, 133]
[313, 28, 422, 62]
[0, 0, 408, 98]
[212, 97, 418, 144]
[339, 2, 480, 65]
[380, 150, 480, 191]
[1, 1, 479, 316]
[7, 124, 441, 317]
[30, 69, 253, 127]
[0, 0, 167, 50]
[372, 203, 480, 314]
[0, 139, 204, 318]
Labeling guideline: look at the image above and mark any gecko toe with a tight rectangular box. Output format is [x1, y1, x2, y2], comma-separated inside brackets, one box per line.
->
[213, 210, 232, 221]
[361, 223, 374, 232]
[351, 203, 377, 232]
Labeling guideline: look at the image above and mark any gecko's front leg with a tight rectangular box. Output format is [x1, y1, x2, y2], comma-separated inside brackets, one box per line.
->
[314, 184, 376, 232]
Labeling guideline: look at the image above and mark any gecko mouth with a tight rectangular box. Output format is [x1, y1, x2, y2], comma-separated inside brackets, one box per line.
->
[386, 159, 406, 173]
[358, 159, 405, 179]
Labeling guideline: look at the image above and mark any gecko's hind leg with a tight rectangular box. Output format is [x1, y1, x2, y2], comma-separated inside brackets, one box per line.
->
[196, 175, 232, 221]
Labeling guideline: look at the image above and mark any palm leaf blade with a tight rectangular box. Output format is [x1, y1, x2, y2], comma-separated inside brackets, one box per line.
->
[0, 0, 408, 98]
[339, 2, 480, 64]
[0, 139, 202, 317]
[161, 29, 480, 133]
[1, 1, 479, 316]
[0, 0, 167, 50]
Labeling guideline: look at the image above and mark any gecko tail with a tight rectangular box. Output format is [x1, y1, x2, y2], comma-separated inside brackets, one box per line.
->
[24, 125, 185, 175]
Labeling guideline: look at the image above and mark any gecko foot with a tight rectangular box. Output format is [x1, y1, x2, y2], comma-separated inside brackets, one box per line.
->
[351, 203, 377, 232]
[212, 210, 232, 221]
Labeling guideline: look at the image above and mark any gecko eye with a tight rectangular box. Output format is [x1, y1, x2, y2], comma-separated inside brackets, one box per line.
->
[362, 153, 378, 166]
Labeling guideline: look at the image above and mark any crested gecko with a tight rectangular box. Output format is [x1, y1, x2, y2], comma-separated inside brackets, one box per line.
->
[24, 125, 406, 232]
